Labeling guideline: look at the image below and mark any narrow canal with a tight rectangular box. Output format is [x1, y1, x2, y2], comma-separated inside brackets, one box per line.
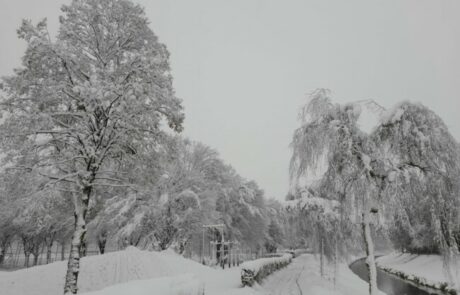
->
[349, 258, 449, 295]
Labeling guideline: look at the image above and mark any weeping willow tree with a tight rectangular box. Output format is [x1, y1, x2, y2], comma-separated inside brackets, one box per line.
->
[374, 102, 460, 288]
[291, 89, 460, 292]
[290, 89, 383, 295]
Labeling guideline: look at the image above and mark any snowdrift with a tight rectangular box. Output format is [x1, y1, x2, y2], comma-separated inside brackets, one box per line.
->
[0, 246, 212, 295]
[80, 274, 204, 295]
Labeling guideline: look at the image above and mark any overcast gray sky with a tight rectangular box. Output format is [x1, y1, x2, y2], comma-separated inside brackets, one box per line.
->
[1, 0, 459, 200]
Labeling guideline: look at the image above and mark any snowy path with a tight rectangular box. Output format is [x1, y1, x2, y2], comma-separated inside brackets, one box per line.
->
[261, 255, 328, 295]
[259, 254, 384, 295]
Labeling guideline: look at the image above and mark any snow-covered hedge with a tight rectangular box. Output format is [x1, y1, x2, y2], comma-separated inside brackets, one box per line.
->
[240, 253, 292, 286]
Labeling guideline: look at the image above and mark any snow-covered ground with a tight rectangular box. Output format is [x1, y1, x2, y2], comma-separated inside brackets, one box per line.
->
[0, 246, 263, 295]
[1, 247, 377, 295]
[258, 254, 384, 295]
[0, 247, 237, 295]
[81, 274, 204, 295]
[377, 252, 460, 292]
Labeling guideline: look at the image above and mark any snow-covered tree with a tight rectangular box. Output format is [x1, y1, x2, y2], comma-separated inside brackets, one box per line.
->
[290, 89, 460, 293]
[290, 89, 382, 294]
[285, 189, 343, 279]
[0, 170, 18, 266]
[374, 102, 460, 287]
[264, 219, 283, 253]
[148, 138, 271, 254]
[0, 203, 16, 266]
[0, 0, 183, 293]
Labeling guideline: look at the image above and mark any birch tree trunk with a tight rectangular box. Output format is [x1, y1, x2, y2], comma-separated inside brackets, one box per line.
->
[362, 208, 377, 295]
[63, 190, 90, 295]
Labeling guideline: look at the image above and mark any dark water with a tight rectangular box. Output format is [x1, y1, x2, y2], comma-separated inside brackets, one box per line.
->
[349, 258, 448, 295]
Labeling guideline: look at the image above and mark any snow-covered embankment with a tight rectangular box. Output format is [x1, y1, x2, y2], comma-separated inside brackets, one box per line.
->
[377, 253, 459, 294]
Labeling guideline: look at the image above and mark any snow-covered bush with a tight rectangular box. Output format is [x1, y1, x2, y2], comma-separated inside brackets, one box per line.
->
[240, 253, 292, 286]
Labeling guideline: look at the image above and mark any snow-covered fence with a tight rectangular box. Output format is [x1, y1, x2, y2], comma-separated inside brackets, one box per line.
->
[240, 253, 292, 286]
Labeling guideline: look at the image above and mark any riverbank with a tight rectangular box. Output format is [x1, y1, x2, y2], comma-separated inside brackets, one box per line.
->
[376, 253, 459, 295]
[260, 254, 385, 295]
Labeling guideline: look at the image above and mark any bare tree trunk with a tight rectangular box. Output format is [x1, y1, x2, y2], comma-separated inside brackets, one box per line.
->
[61, 242, 66, 261]
[80, 239, 87, 258]
[46, 241, 53, 264]
[54, 240, 59, 261]
[0, 244, 6, 265]
[32, 253, 39, 266]
[31, 242, 41, 266]
[24, 253, 30, 268]
[333, 238, 338, 288]
[320, 237, 324, 277]
[63, 190, 90, 295]
[45, 233, 56, 264]
[97, 235, 107, 254]
[14, 243, 21, 267]
[362, 209, 377, 295]
[22, 237, 31, 268]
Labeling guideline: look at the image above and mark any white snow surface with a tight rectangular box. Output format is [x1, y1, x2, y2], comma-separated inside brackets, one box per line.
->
[0, 246, 221, 295]
[1, 247, 379, 295]
[257, 254, 385, 295]
[377, 252, 460, 291]
[80, 274, 203, 295]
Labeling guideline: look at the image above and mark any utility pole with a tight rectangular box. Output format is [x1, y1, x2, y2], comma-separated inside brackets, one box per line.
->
[202, 224, 225, 266]
[220, 226, 225, 268]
